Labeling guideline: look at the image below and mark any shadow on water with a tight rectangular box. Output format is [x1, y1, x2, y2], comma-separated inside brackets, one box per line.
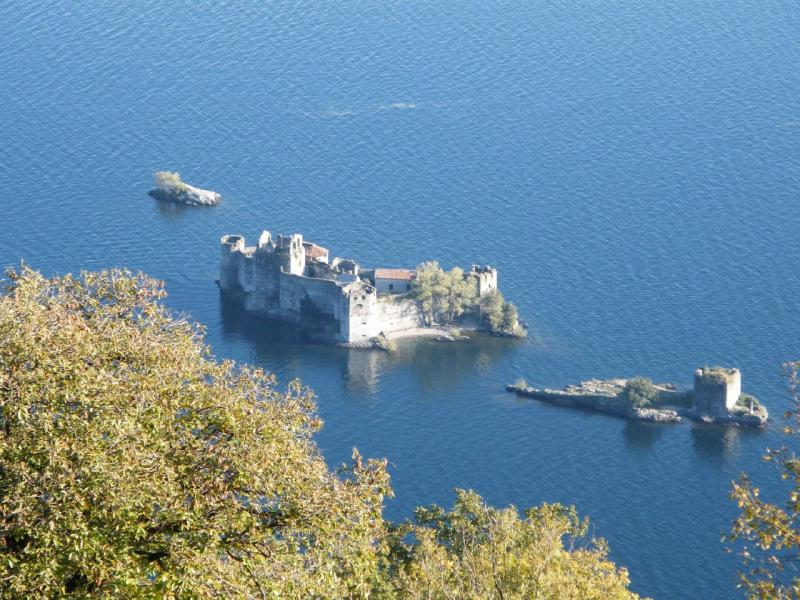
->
[623, 420, 665, 451]
[219, 297, 328, 351]
[154, 198, 188, 219]
[690, 425, 765, 463]
[218, 298, 520, 394]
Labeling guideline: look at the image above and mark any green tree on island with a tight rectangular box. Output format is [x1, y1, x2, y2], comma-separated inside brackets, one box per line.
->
[500, 299, 520, 334]
[154, 170, 187, 192]
[480, 290, 506, 331]
[411, 261, 476, 326]
[0, 268, 638, 598]
[412, 263, 522, 335]
[620, 378, 658, 408]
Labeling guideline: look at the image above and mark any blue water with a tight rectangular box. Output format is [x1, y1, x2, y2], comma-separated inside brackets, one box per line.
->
[2, 2, 800, 597]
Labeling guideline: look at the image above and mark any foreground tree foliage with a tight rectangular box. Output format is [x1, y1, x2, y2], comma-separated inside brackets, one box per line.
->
[0, 268, 641, 598]
[728, 362, 800, 599]
[389, 490, 640, 600]
[0, 268, 390, 598]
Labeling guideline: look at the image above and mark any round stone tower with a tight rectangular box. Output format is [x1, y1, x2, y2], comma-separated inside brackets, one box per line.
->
[219, 234, 245, 291]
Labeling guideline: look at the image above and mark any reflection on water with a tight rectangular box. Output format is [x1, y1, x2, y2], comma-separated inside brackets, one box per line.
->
[623, 420, 665, 451]
[219, 298, 518, 394]
[399, 336, 521, 392]
[220, 298, 311, 348]
[343, 349, 383, 394]
[153, 197, 191, 219]
[691, 425, 764, 462]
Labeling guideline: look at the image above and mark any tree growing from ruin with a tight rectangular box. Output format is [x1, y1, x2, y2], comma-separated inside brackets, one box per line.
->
[727, 361, 800, 598]
[479, 290, 522, 335]
[480, 290, 505, 331]
[411, 261, 477, 326]
[500, 300, 520, 334]
[412, 262, 523, 334]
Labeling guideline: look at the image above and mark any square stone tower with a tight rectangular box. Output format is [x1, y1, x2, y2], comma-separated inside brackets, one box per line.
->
[469, 265, 498, 297]
[692, 367, 741, 416]
[275, 234, 305, 276]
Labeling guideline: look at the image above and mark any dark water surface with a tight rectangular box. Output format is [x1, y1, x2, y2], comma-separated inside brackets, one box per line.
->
[2, 2, 800, 597]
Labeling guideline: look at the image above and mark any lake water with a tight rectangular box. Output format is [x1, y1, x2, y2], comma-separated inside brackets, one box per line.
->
[2, 2, 799, 597]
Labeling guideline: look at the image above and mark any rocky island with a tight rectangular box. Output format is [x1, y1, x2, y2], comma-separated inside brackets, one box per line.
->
[149, 171, 221, 206]
[507, 366, 768, 428]
[218, 228, 525, 347]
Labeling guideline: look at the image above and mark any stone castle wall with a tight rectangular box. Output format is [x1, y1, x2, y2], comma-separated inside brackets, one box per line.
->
[347, 295, 423, 342]
[372, 297, 423, 334]
[219, 231, 424, 343]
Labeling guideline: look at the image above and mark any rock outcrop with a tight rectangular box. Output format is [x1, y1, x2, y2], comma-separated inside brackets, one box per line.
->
[632, 406, 682, 423]
[149, 171, 221, 206]
[149, 183, 221, 206]
[505, 382, 683, 423]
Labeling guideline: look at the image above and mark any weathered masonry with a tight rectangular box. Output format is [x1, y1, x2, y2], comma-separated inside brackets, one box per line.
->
[692, 366, 741, 416]
[218, 229, 498, 344]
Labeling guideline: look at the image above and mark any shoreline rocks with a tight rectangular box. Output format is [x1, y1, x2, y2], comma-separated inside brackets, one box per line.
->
[632, 406, 682, 423]
[505, 384, 683, 424]
[339, 327, 479, 351]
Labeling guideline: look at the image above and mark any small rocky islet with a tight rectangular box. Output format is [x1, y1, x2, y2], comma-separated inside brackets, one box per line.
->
[507, 366, 768, 428]
[148, 171, 221, 206]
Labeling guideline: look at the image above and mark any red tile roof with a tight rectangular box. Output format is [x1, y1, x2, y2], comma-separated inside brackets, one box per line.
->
[303, 242, 329, 258]
[375, 268, 416, 281]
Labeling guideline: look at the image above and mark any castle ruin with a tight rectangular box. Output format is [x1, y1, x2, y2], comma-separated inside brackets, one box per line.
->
[692, 366, 741, 416]
[508, 365, 767, 427]
[219, 230, 498, 345]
